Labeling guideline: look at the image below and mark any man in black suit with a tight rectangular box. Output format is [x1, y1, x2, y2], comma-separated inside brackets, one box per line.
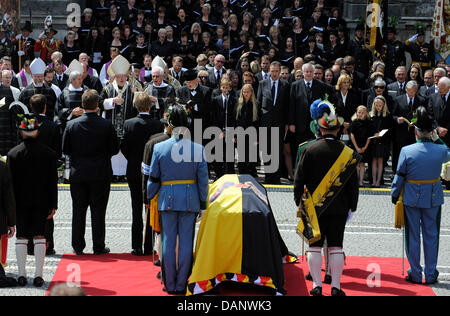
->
[30, 94, 62, 255]
[392, 81, 426, 173]
[62, 89, 120, 255]
[211, 78, 237, 179]
[7, 114, 58, 287]
[255, 55, 271, 82]
[428, 77, 450, 146]
[176, 69, 212, 136]
[207, 54, 226, 89]
[428, 77, 450, 189]
[53, 59, 69, 91]
[341, 56, 367, 93]
[425, 67, 447, 97]
[289, 63, 336, 147]
[387, 66, 407, 97]
[120, 93, 163, 256]
[258, 61, 290, 184]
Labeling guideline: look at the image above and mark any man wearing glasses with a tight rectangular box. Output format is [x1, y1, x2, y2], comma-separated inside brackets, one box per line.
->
[207, 54, 226, 89]
[143, 56, 176, 120]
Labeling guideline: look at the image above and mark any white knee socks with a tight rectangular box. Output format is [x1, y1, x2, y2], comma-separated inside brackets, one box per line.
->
[15, 239, 28, 278]
[34, 239, 46, 278]
[329, 248, 345, 290]
[307, 247, 323, 288]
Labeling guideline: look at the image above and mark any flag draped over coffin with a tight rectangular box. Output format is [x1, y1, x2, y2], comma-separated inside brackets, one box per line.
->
[187, 174, 297, 296]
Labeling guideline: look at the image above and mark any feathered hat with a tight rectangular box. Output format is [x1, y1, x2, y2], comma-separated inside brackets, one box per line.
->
[17, 114, 42, 131]
[310, 98, 344, 131]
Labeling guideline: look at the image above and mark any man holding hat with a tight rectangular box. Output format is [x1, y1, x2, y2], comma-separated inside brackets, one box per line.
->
[294, 99, 360, 296]
[100, 55, 137, 180]
[391, 107, 450, 285]
[18, 58, 57, 120]
[7, 114, 58, 287]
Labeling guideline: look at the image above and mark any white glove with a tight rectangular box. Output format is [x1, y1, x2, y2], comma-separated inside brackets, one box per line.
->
[17, 51, 25, 56]
[408, 34, 418, 43]
[346, 209, 354, 223]
[196, 209, 206, 223]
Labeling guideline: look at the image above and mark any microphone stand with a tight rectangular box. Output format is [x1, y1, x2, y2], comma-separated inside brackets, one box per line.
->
[224, 90, 229, 175]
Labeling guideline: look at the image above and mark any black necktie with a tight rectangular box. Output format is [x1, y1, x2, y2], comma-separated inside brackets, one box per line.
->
[271, 82, 276, 104]
[306, 82, 312, 101]
[409, 98, 413, 110]
[216, 71, 221, 84]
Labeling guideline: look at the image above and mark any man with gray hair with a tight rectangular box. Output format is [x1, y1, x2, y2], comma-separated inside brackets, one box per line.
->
[207, 54, 226, 88]
[428, 76, 450, 150]
[58, 69, 89, 129]
[426, 67, 447, 96]
[392, 80, 426, 172]
[151, 29, 173, 60]
[143, 58, 176, 120]
[387, 66, 407, 96]
[289, 62, 336, 147]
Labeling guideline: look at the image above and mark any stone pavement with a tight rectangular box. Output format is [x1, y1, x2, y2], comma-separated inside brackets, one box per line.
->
[1, 185, 449, 296]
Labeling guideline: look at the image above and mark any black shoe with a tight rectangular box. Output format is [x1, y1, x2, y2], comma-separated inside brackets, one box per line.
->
[156, 271, 161, 280]
[175, 289, 186, 295]
[131, 249, 143, 256]
[153, 259, 161, 266]
[425, 278, 438, 285]
[309, 286, 322, 296]
[162, 286, 177, 295]
[405, 275, 422, 284]
[74, 250, 85, 255]
[331, 287, 346, 296]
[0, 277, 18, 288]
[323, 274, 332, 284]
[17, 276, 28, 287]
[33, 277, 45, 288]
[94, 247, 110, 255]
[305, 273, 313, 281]
[143, 249, 153, 256]
[46, 249, 56, 256]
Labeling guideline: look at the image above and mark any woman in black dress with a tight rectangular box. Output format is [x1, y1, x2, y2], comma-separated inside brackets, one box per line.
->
[370, 96, 394, 187]
[349, 105, 374, 186]
[235, 83, 260, 177]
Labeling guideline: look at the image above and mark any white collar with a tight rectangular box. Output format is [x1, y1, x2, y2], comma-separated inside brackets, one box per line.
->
[153, 81, 168, 88]
[304, 79, 313, 86]
[69, 84, 83, 92]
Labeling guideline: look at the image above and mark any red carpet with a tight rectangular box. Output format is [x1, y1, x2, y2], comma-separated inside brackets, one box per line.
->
[46, 254, 436, 296]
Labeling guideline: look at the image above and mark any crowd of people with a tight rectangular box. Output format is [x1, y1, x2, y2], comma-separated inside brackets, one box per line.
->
[0, 0, 449, 295]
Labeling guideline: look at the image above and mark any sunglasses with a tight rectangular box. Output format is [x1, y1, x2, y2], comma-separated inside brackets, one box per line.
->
[374, 86, 385, 89]
[199, 76, 208, 79]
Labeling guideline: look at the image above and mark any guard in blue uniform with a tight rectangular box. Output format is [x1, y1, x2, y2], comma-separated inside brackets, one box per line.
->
[147, 104, 209, 295]
[391, 107, 450, 285]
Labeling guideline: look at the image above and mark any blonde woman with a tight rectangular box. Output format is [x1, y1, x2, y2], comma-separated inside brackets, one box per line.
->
[235, 84, 259, 176]
[349, 106, 374, 186]
[370, 96, 394, 187]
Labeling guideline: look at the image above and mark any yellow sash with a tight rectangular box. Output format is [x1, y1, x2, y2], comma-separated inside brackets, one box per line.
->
[149, 193, 161, 232]
[161, 180, 196, 186]
[394, 177, 441, 229]
[296, 146, 357, 245]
